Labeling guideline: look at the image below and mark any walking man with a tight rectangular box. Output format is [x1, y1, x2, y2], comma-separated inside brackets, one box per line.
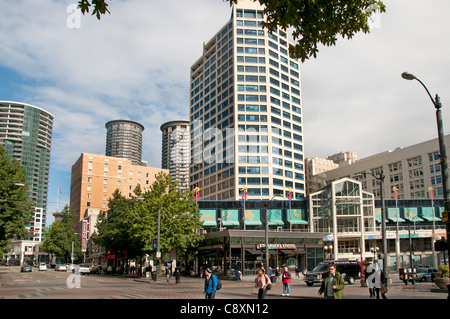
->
[318, 263, 345, 299]
[204, 268, 218, 299]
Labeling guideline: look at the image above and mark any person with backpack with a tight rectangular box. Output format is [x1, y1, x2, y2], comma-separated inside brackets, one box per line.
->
[204, 268, 218, 299]
[282, 266, 292, 296]
[252, 268, 271, 299]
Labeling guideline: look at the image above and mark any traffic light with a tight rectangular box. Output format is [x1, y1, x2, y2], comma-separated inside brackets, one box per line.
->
[152, 237, 158, 249]
[434, 239, 448, 252]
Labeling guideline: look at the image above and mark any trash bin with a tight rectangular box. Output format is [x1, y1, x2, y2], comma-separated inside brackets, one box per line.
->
[271, 275, 277, 284]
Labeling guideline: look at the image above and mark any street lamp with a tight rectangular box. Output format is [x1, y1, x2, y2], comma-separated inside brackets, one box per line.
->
[356, 172, 388, 283]
[402, 71, 450, 273]
[263, 194, 282, 271]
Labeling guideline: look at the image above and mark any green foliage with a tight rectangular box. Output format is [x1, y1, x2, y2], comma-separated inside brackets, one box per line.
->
[78, 0, 385, 62]
[94, 172, 204, 261]
[0, 145, 34, 256]
[438, 265, 449, 278]
[41, 205, 81, 262]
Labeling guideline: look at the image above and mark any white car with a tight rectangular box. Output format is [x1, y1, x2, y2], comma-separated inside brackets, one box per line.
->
[55, 264, 67, 271]
[38, 262, 47, 271]
[78, 264, 91, 275]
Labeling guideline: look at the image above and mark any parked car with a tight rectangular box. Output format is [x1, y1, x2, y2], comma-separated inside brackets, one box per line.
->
[417, 266, 438, 282]
[304, 260, 362, 286]
[90, 264, 101, 274]
[38, 262, 47, 271]
[78, 264, 91, 275]
[55, 264, 67, 271]
[21, 264, 32, 272]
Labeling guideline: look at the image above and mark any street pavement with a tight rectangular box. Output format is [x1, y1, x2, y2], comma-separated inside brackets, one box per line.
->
[1, 266, 447, 300]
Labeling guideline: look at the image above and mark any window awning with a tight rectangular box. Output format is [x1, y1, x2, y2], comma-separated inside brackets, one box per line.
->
[286, 208, 308, 224]
[199, 209, 216, 226]
[403, 207, 423, 222]
[421, 207, 441, 221]
[221, 209, 240, 225]
[267, 209, 283, 225]
[387, 208, 405, 222]
[244, 209, 262, 225]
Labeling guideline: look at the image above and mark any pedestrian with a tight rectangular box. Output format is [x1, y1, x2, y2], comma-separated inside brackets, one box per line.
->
[275, 267, 281, 280]
[174, 267, 181, 285]
[318, 263, 345, 299]
[375, 268, 388, 299]
[165, 266, 171, 284]
[365, 262, 375, 297]
[282, 266, 291, 296]
[204, 268, 218, 299]
[295, 265, 301, 279]
[252, 268, 271, 299]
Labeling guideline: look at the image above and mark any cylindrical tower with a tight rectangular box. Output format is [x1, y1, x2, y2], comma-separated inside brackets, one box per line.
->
[160, 120, 190, 190]
[105, 119, 144, 166]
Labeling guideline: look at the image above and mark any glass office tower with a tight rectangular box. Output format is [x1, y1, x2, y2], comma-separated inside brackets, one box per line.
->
[0, 101, 53, 241]
[189, 0, 304, 201]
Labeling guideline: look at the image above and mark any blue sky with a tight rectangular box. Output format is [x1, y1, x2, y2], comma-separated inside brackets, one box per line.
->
[1, 0, 449, 226]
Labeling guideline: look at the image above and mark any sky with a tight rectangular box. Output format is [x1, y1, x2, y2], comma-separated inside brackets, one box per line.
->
[1, 0, 449, 226]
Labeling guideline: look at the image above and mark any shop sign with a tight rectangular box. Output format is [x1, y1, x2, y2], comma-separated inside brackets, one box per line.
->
[256, 243, 296, 250]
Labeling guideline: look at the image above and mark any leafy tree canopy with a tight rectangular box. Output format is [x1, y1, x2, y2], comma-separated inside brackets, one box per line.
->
[94, 172, 204, 261]
[41, 205, 82, 262]
[0, 145, 34, 256]
[77, 0, 385, 62]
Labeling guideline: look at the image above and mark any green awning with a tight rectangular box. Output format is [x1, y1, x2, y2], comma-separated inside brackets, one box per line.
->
[387, 208, 405, 222]
[287, 208, 308, 224]
[267, 209, 283, 225]
[421, 207, 441, 221]
[199, 209, 216, 226]
[404, 207, 423, 222]
[221, 209, 240, 225]
[244, 209, 262, 225]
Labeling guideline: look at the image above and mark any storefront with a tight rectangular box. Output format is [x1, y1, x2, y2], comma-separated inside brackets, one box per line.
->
[197, 229, 328, 277]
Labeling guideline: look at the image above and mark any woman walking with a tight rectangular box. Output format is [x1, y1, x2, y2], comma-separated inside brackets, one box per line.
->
[252, 268, 271, 299]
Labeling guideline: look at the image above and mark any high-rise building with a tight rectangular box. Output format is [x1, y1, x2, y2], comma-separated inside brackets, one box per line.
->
[0, 101, 53, 241]
[160, 120, 190, 191]
[189, 0, 304, 201]
[105, 119, 145, 166]
[70, 153, 168, 228]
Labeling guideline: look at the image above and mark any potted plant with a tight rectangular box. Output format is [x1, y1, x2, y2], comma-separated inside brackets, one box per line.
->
[434, 265, 449, 290]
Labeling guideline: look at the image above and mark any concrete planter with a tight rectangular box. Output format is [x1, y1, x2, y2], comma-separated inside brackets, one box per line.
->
[434, 277, 450, 290]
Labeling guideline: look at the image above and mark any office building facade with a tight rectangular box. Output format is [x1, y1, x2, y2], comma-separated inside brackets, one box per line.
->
[70, 153, 168, 228]
[189, 0, 304, 201]
[160, 120, 190, 191]
[0, 101, 53, 241]
[105, 119, 145, 166]
[313, 135, 450, 200]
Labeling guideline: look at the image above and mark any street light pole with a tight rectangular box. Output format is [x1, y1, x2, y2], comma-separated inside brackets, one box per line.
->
[402, 72, 450, 272]
[264, 195, 281, 271]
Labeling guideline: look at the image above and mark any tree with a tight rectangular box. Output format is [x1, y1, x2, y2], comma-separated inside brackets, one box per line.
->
[41, 205, 81, 262]
[0, 145, 34, 257]
[94, 172, 204, 265]
[77, 0, 385, 62]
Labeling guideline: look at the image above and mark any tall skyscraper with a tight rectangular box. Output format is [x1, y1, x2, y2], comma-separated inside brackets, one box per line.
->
[0, 101, 53, 241]
[160, 120, 190, 191]
[105, 119, 145, 166]
[189, 0, 304, 201]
